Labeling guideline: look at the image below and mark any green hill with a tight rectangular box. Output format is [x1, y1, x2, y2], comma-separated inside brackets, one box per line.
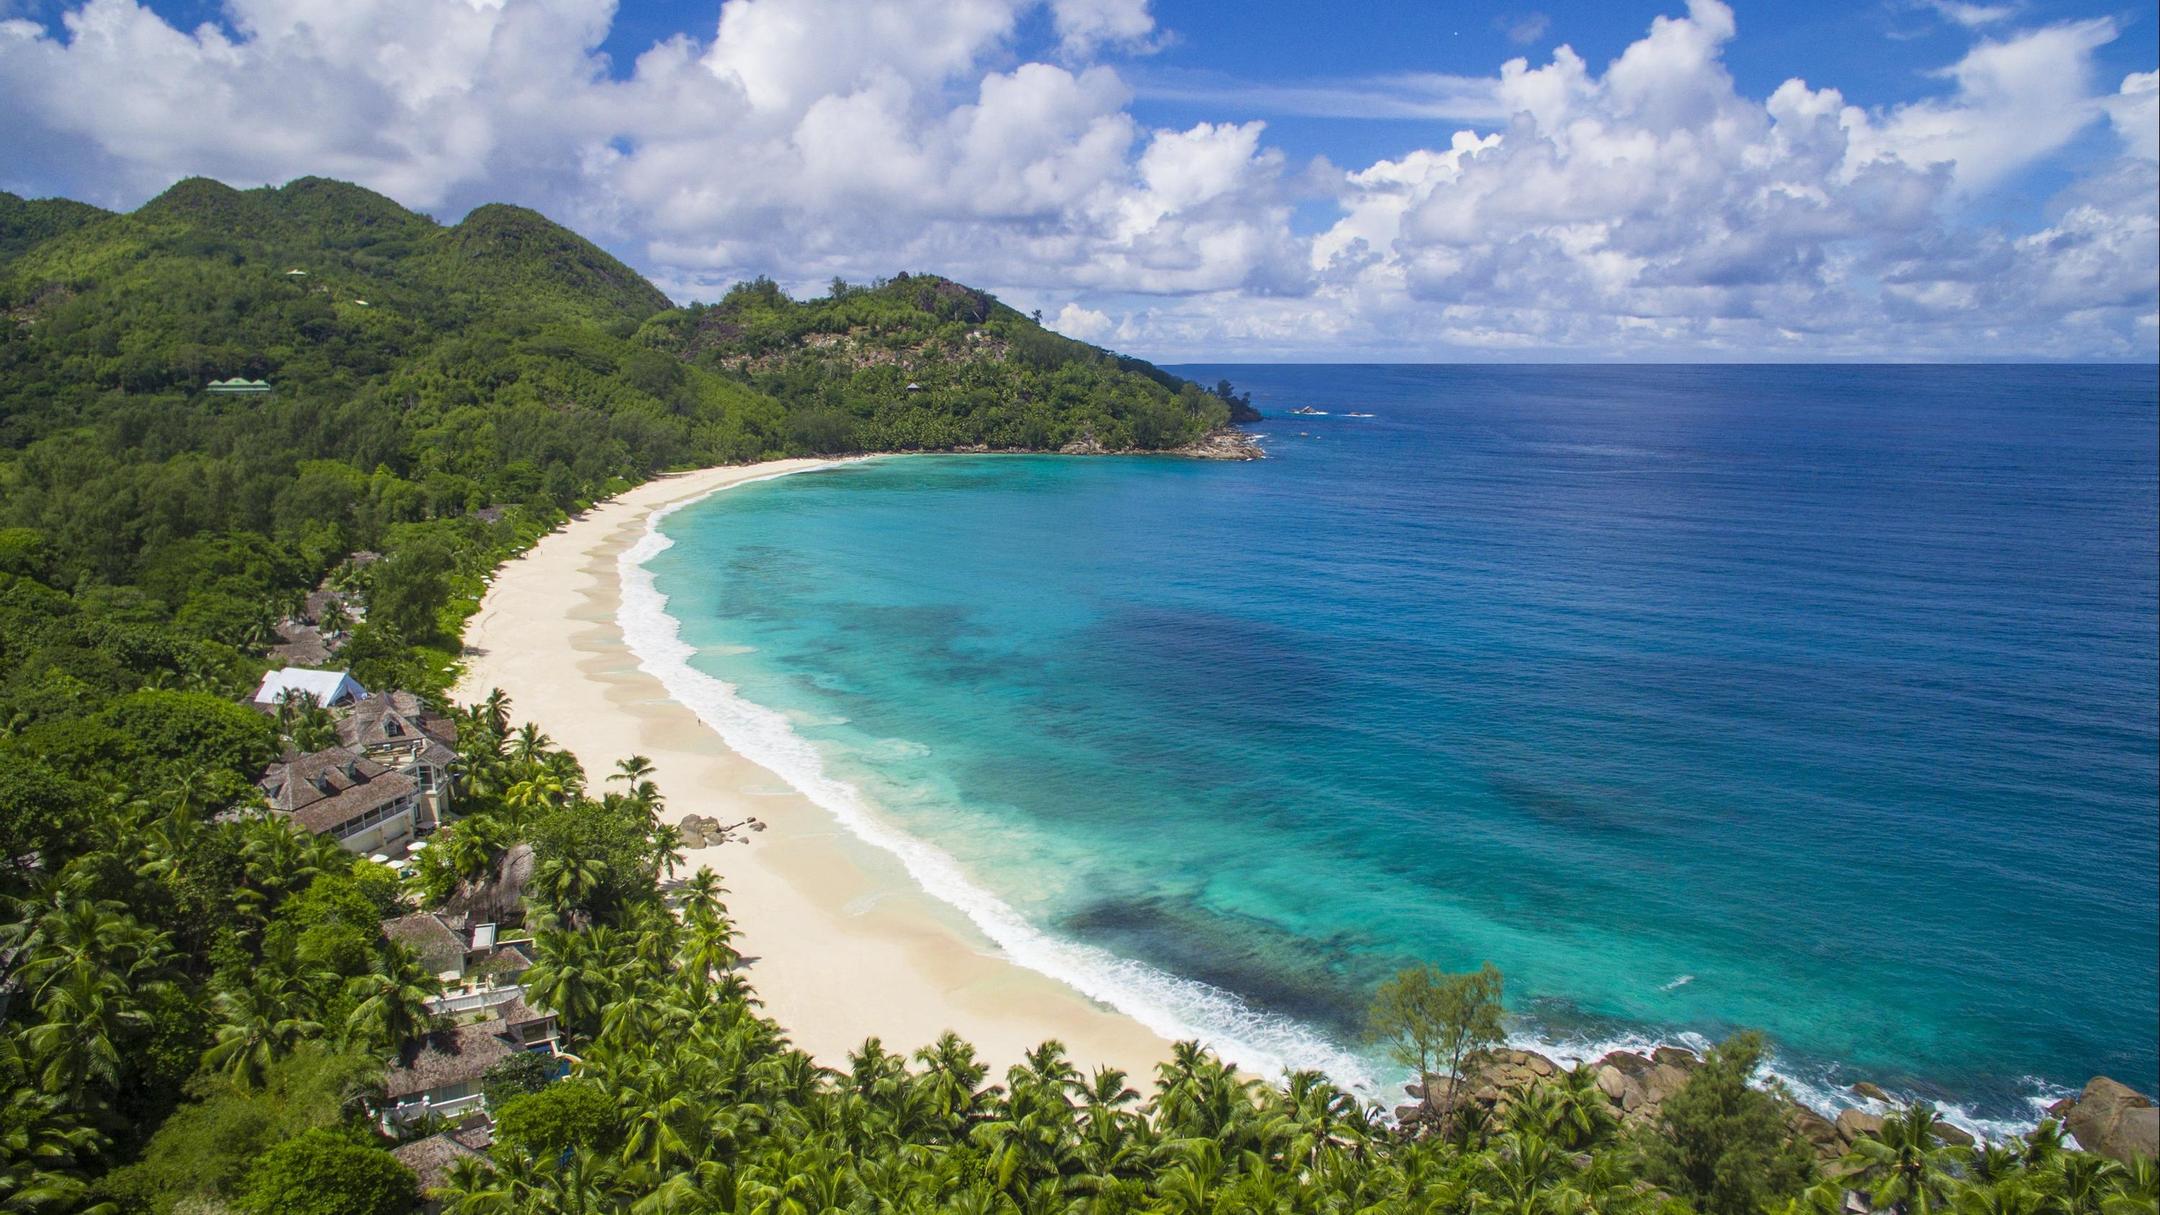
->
[0, 175, 1240, 593]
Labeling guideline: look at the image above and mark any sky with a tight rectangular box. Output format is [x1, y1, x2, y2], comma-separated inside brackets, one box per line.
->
[0, 0, 2154, 361]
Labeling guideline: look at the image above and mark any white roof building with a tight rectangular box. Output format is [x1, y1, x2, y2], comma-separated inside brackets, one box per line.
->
[253, 667, 369, 708]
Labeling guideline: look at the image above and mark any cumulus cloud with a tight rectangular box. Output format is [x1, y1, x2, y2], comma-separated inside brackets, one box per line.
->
[0, 0, 2150, 358]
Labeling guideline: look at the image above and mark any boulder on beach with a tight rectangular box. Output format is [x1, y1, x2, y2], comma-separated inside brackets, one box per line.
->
[2063, 1076, 2160, 1165]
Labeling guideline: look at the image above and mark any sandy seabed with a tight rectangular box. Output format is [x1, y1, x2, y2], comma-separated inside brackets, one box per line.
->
[455, 459, 1173, 1078]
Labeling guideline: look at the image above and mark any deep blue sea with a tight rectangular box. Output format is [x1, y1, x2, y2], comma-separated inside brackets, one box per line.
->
[632, 365, 2159, 1128]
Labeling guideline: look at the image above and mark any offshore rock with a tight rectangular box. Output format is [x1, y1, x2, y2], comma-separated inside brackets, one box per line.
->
[1850, 1081, 1891, 1103]
[2063, 1076, 2160, 1164]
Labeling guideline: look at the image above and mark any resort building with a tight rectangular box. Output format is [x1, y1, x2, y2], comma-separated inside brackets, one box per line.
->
[253, 666, 368, 709]
[381, 913, 536, 1017]
[337, 690, 459, 811]
[378, 998, 560, 1128]
[391, 1126, 489, 1214]
[257, 747, 419, 855]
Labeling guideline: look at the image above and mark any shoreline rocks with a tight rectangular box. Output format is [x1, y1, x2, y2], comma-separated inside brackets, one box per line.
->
[2060, 1076, 2160, 1164]
[1387, 1045, 2142, 1166]
[1169, 427, 1266, 460]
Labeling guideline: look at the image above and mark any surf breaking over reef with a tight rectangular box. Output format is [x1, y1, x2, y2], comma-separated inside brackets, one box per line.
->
[617, 463, 2072, 1142]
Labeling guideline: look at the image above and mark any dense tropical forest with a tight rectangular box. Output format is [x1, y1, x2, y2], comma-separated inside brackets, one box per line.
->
[0, 177, 2152, 1214]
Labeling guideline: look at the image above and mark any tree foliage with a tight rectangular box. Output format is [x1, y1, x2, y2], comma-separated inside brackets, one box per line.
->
[1638, 1031, 1818, 1215]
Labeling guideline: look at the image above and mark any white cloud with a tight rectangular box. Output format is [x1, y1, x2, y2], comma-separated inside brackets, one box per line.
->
[1926, 0, 2018, 28]
[1848, 17, 2119, 193]
[1052, 301, 1115, 340]
[0, 0, 2150, 359]
[1048, 0, 1154, 55]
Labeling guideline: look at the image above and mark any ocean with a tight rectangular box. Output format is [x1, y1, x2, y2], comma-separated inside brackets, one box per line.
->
[625, 364, 2159, 1131]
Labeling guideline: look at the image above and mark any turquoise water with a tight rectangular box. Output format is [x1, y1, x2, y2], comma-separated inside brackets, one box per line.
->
[632, 365, 2159, 1126]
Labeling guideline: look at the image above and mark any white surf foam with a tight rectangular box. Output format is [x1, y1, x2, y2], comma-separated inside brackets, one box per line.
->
[618, 467, 1376, 1092]
[617, 463, 2072, 1136]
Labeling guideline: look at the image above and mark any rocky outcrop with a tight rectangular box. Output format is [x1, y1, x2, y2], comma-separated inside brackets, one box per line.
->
[1835, 1108, 1885, 1144]
[2061, 1076, 2159, 1164]
[1171, 428, 1265, 461]
[1789, 1106, 1844, 1156]
[1850, 1081, 1890, 1103]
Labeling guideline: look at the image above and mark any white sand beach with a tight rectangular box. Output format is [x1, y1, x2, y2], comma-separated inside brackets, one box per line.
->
[455, 460, 1174, 1078]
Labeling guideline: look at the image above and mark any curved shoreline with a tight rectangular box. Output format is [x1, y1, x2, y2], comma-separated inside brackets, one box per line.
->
[456, 459, 1176, 1076]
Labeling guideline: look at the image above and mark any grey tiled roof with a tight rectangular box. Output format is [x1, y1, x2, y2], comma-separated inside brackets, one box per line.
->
[258, 748, 418, 834]
[383, 1020, 514, 1099]
[382, 913, 468, 976]
[391, 1131, 484, 1192]
[337, 690, 458, 776]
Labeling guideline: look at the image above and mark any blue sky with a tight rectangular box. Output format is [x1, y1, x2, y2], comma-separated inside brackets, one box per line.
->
[1, 0, 2154, 359]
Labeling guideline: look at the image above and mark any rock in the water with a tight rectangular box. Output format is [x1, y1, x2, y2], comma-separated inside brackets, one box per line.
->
[1652, 1046, 1700, 1071]
[2064, 1076, 2160, 1165]
[1851, 1081, 1891, 1103]
[1835, 1108, 1885, 1143]
[1931, 1121, 1975, 1148]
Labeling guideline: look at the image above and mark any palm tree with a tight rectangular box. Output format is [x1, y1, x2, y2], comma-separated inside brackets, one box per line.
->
[677, 867, 730, 925]
[504, 773, 569, 823]
[1955, 1178, 2049, 1215]
[344, 946, 443, 1055]
[1548, 1063, 1617, 1150]
[23, 962, 148, 1101]
[535, 851, 611, 920]
[2100, 1158, 2159, 1215]
[482, 688, 513, 738]
[510, 723, 554, 766]
[525, 928, 615, 1039]
[647, 823, 687, 880]
[2051, 1152, 2126, 1215]
[0, 1037, 112, 1214]
[1846, 1103, 1969, 1215]
[1470, 1131, 1570, 1215]
[204, 974, 326, 1087]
